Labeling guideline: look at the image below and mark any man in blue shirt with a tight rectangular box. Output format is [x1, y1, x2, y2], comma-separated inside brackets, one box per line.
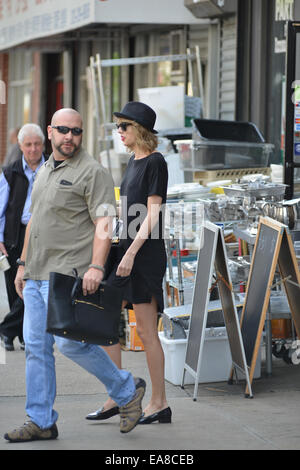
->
[0, 124, 46, 351]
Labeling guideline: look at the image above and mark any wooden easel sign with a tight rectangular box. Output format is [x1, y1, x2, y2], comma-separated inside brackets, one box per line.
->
[182, 221, 253, 399]
[238, 217, 300, 396]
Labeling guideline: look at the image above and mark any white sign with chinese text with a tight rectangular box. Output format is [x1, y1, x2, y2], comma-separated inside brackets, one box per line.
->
[274, 37, 287, 53]
[275, 0, 294, 21]
[0, 0, 204, 50]
[0, 0, 94, 50]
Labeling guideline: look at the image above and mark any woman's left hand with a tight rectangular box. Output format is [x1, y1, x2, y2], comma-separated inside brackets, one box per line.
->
[116, 252, 135, 277]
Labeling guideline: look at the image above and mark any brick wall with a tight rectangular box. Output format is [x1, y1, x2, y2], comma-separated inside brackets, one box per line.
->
[0, 53, 8, 165]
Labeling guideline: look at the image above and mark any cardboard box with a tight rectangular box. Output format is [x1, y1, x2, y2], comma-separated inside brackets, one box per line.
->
[125, 325, 144, 351]
[271, 319, 292, 339]
[127, 309, 137, 326]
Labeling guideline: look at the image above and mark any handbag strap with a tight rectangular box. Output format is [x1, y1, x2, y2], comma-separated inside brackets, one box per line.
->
[72, 268, 78, 278]
[71, 269, 82, 304]
[70, 268, 108, 304]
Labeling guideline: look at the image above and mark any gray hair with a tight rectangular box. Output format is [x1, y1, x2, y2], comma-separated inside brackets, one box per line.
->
[18, 123, 45, 145]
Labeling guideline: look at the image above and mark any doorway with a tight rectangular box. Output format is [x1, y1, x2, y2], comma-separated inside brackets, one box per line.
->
[43, 53, 64, 155]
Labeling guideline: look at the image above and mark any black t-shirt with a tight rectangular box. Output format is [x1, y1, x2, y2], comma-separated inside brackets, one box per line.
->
[106, 152, 168, 310]
[119, 152, 168, 249]
[53, 159, 64, 168]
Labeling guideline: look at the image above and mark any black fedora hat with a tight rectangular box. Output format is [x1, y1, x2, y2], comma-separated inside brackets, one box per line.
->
[114, 101, 158, 134]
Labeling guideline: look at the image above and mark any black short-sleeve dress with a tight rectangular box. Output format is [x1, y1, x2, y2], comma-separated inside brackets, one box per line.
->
[105, 152, 168, 313]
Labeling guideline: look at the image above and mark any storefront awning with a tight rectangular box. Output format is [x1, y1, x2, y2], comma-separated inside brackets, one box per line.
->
[0, 0, 206, 51]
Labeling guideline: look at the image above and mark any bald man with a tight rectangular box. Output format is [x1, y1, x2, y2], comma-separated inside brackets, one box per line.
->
[4, 109, 146, 443]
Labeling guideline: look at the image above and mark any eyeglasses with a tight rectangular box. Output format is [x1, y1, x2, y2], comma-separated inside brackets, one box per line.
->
[116, 122, 132, 131]
[51, 126, 83, 136]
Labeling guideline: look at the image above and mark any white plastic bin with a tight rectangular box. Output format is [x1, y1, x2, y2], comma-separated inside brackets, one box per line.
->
[160, 328, 232, 385]
[159, 329, 261, 386]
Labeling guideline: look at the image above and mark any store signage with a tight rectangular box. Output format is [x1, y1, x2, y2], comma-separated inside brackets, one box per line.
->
[275, 0, 294, 21]
[274, 37, 287, 54]
[293, 83, 300, 132]
[293, 83, 300, 104]
[0, 0, 203, 51]
[0, 0, 94, 50]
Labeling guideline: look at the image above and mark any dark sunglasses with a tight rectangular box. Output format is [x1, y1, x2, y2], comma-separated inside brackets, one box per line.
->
[116, 122, 132, 131]
[51, 126, 83, 136]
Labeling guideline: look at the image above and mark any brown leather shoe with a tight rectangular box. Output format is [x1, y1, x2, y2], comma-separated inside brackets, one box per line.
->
[4, 420, 58, 443]
[119, 377, 146, 433]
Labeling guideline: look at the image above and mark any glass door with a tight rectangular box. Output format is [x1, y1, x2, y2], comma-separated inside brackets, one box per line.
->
[285, 21, 300, 198]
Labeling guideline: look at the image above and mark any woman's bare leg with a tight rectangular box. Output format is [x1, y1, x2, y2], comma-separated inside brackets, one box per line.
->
[133, 297, 168, 415]
[93, 297, 168, 415]
[99, 300, 127, 410]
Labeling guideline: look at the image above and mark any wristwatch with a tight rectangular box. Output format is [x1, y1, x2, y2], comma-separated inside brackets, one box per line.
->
[16, 258, 25, 266]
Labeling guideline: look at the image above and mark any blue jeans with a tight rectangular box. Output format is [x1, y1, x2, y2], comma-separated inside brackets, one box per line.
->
[23, 279, 136, 430]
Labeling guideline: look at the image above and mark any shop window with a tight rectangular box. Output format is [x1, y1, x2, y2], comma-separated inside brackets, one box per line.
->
[7, 49, 33, 131]
[134, 29, 186, 90]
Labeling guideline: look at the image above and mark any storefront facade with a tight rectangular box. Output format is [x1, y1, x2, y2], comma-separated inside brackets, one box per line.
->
[1, 0, 300, 168]
[185, 0, 300, 167]
[0, 0, 205, 160]
[235, 0, 298, 165]
[0, 0, 238, 162]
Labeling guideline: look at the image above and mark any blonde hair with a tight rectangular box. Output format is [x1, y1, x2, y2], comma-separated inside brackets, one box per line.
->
[115, 117, 158, 154]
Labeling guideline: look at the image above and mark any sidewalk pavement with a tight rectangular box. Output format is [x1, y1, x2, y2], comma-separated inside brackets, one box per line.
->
[0, 271, 300, 451]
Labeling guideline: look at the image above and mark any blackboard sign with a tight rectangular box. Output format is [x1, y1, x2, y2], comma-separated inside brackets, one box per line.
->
[239, 217, 300, 396]
[214, 232, 248, 375]
[184, 224, 216, 375]
[277, 230, 300, 338]
[241, 222, 282, 366]
[183, 222, 252, 399]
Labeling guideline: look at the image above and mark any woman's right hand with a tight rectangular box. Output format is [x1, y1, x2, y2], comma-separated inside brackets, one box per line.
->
[15, 266, 26, 299]
[0, 242, 8, 257]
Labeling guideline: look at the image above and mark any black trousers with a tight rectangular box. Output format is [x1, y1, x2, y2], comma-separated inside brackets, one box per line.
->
[0, 225, 26, 340]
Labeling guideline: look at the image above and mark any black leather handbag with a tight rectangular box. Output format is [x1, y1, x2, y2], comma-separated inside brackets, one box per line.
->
[46, 270, 123, 346]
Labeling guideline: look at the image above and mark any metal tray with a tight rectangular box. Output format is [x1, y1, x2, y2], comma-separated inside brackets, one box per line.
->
[221, 183, 287, 199]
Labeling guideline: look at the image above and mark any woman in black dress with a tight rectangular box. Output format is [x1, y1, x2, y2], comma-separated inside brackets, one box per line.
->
[87, 102, 171, 424]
